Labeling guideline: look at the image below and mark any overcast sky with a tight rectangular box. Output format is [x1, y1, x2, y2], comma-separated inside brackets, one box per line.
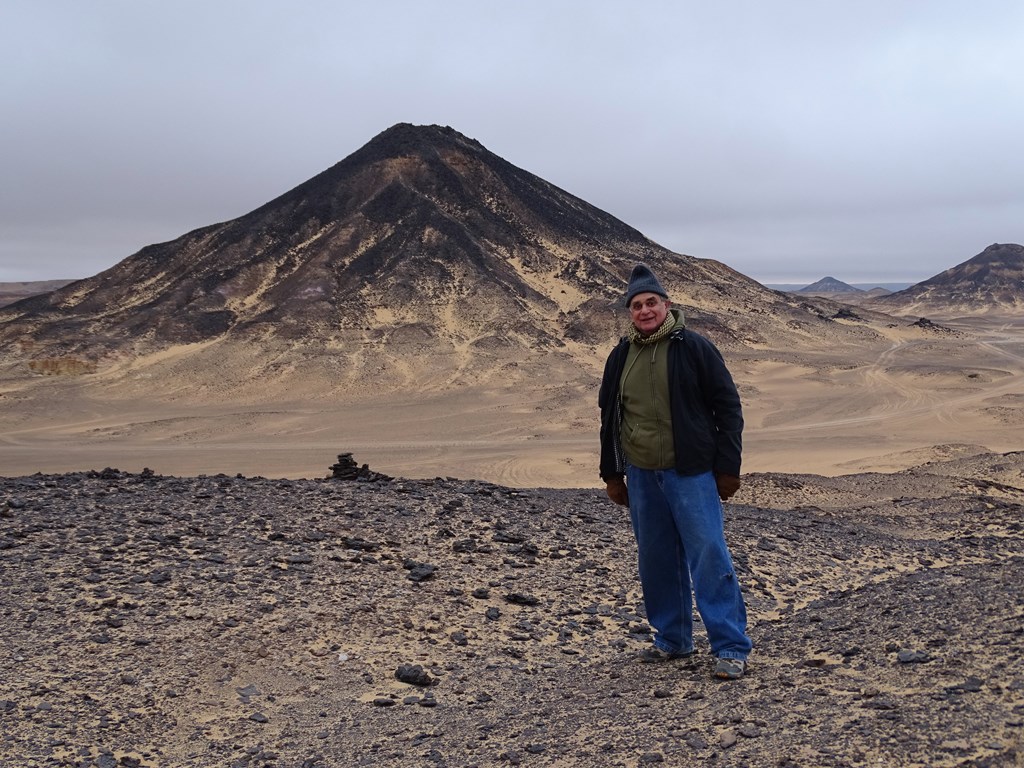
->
[2, 1, 1023, 285]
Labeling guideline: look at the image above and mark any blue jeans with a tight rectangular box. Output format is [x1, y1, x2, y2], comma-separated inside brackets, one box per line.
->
[626, 466, 751, 660]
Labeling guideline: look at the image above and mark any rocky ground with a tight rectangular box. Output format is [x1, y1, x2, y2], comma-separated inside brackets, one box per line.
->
[1, 451, 1022, 768]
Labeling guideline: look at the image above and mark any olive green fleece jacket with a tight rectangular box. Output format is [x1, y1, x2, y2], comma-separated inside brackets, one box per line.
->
[619, 309, 679, 469]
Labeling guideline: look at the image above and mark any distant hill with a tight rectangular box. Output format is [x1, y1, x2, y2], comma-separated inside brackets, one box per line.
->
[870, 243, 1024, 316]
[861, 287, 893, 298]
[797, 276, 862, 294]
[0, 280, 74, 308]
[763, 282, 909, 293]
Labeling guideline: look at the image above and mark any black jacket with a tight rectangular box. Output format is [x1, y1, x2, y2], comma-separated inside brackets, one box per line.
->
[599, 326, 743, 480]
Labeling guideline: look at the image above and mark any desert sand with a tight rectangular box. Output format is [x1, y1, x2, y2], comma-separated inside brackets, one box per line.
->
[2, 316, 1022, 485]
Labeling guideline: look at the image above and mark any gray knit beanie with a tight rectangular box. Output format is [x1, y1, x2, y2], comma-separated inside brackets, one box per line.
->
[624, 263, 668, 307]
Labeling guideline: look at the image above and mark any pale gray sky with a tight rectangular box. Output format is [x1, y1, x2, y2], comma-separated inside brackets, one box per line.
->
[2, 0, 1023, 284]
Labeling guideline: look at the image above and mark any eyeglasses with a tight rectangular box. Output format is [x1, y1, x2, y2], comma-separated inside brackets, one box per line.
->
[629, 297, 664, 313]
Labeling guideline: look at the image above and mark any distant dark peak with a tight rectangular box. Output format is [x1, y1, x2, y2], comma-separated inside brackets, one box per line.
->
[872, 241, 1024, 311]
[799, 276, 860, 293]
[923, 242, 1024, 285]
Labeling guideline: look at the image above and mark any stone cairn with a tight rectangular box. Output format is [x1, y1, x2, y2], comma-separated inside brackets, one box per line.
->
[329, 453, 392, 482]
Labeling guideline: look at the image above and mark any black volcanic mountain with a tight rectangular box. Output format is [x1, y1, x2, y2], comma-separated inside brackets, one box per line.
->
[0, 124, 884, 396]
[871, 243, 1024, 316]
[798, 276, 861, 294]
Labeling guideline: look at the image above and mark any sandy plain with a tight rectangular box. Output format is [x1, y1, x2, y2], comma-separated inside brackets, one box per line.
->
[2, 315, 1023, 485]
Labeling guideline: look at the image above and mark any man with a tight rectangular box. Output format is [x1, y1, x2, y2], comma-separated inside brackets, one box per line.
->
[598, 263, 751, 680]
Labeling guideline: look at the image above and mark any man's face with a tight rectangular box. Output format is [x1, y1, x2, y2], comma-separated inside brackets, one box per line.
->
[629, 292, 670, 336]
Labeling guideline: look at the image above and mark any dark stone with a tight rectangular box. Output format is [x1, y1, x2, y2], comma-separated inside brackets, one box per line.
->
[342, 536, 380, 552]
[947, 677, 984, 693]
[395, 664, 434, 686]
[493, 531, 525, 544]
[897, 649, 930, 664]
[404, 561, 437, 582]
[504, 593, 540, 606]
[738, 723, 761, 738]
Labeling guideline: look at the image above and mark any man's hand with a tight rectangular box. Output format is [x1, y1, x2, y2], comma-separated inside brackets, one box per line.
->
[606, 477, 629, 506]
[715, 473, 741, 501]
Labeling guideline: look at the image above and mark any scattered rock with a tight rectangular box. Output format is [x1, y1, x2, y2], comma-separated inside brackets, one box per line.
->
[897, 649, 931, 664]
[395, 664, 434, 687]
[404, 560, 437, 583]
[0, 456, 1020, 766]
[504, 592, 540, 606]
[947, 677, 985, 693]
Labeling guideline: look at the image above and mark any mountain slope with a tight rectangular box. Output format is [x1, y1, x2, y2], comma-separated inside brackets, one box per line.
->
[0, 124, 889, 398]
[870, 243, 1024, 316]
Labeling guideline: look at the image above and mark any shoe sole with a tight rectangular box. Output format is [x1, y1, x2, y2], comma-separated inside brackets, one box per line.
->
[714, 662, 747, 679]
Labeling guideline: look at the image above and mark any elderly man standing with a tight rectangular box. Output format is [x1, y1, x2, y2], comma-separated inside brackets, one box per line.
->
[598, 263, 751, 679]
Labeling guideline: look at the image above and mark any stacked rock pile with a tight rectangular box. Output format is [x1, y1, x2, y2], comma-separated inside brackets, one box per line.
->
[328, 452, 392, 482]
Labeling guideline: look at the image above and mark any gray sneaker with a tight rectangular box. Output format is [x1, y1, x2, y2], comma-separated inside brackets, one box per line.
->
[640, 647, 695, 663]
[713, 657, 747, 679]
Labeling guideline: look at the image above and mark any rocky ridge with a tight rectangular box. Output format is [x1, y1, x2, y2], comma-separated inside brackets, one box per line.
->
[871, 243, 1024, 317]
[2, 451, 1022, 767]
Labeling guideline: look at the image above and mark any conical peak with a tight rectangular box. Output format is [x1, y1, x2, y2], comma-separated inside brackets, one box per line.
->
[240, 124, 491, 224]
